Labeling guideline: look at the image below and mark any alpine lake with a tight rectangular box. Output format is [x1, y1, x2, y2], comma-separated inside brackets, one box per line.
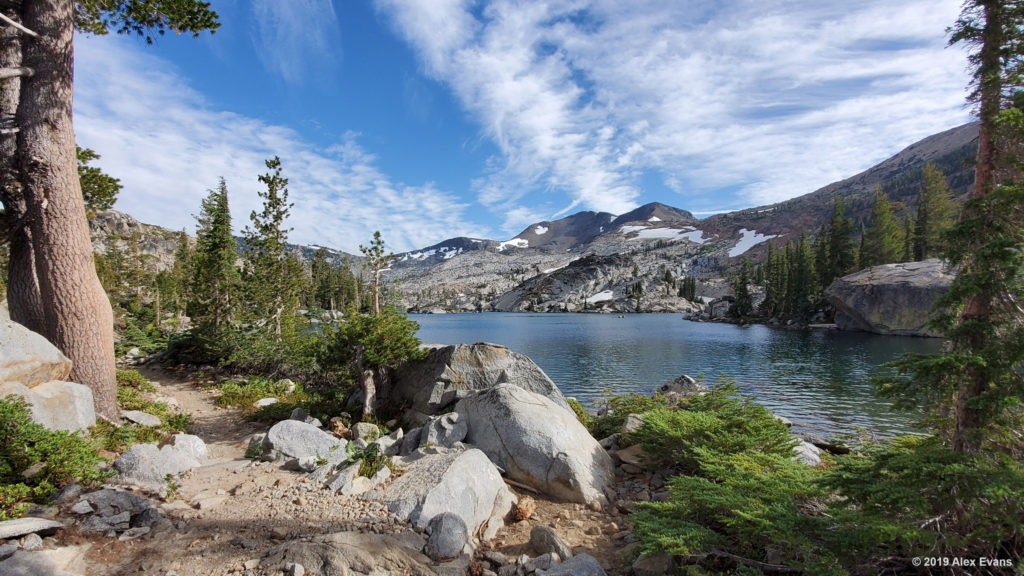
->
[412, 313, 945, 439]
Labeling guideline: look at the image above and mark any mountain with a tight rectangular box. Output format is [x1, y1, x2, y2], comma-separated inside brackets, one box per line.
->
[89, 122, 979, 315]
[394, 122, 978, 312]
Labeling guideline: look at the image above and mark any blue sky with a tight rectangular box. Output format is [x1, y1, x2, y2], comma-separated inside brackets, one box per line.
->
[74, 0, 973, 253]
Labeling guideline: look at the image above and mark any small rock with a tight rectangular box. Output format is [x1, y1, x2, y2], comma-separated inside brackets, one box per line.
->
[118, 526, 151, 541]
[285, 562, 306, 576]
[253, 398, 279, 408]
[0, 543, 17, 560]
[121, 410, 162, 428]
[482, 551, 509, 567]
[425, 512, 468, 561]
[0, 517, 63, 540]
[352, 422, 380, 442]
[70, 500, 94, 515]
[243, 558, 260, 570]
[536, 553, 605, 576]
[530, 525, 572, 560]
[527, 552, 560, 572]
[20, 533, 43, 550]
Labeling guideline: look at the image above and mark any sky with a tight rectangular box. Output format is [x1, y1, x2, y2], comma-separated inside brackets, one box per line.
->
[73, 0, 974, 253]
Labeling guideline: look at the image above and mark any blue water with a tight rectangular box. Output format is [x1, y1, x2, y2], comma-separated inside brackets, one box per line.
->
[413, 313, 944, 438]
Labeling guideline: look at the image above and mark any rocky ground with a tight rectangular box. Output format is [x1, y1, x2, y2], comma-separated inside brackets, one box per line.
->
[4, 364, 642, 576]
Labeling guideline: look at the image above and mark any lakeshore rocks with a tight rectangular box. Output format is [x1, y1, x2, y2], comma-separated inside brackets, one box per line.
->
[657, 374, 708, 400]
[825, 259, 953, 337]
[391, 343, 571, 425]
[456, 384, 615, 505]
[364, 448, 513, 539]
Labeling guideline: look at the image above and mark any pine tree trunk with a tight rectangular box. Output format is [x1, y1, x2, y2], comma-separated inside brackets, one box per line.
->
[952, 0, 1002, 454]
[14, 0, 117, 419]
[0, 8, 45, 330]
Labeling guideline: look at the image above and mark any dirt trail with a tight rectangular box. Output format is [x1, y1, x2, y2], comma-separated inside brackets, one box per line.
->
[68, 365, 632, 576]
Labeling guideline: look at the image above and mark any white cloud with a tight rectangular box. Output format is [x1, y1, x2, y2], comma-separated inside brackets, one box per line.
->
[250, 0, 340, 84]
[73, 36, 487, 253]
[376, 0, 973, 225]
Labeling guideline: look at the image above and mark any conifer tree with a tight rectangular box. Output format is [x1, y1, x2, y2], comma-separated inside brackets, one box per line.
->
[241, 157, 303, 337]
[913, 163, 957, 260]
[826, 195, 856, 281]
[788, 232, 818, 320]
[861, 186, 902, 267]
[77, 146, 122, 216]
[728, 259, 753, 318]
[170, 230, 192, 322]
[190, 178, 238, 334]
[880, 0, 1024, 455]
[359, 231, 395, 316]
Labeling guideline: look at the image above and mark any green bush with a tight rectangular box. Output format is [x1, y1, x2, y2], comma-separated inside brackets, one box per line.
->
[0, 397, 112, 519]
[588, 392, 672, 439]
[116, 369, 155, 392]
[633, 450, 836, 574]
[822, 435, 1024, 565]
[628, 384, 796, 471]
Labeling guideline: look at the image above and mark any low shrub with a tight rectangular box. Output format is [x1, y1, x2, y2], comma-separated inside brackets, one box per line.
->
[627, 384, 796, 471]
[822, 435, 1024, 566]
[0, 397, 112, 519]
[588, 392, 672, 439]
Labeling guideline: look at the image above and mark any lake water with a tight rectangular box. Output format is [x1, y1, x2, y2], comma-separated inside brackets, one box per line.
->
[412, 313, 944, 438]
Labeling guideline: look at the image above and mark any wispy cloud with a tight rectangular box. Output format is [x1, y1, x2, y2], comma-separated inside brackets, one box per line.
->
[73, 36, 487, 253]
[376, 0, 973, 232]
[250, 0, 340, 85]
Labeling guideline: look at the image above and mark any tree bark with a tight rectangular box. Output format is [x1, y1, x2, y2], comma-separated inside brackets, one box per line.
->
[952, 0, 1002, 454]
[14, 0, 117, 419]
[0, 7, 45, 331]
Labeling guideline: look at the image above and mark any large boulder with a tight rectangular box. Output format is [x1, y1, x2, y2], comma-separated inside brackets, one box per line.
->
[114, 443, 201, 492]
[263, 531, 434, 576]
[392, 343, 571, 425]
[363, 448, 513, 539]
[0, 314, 72, 386]
[456, 384, 614, 505]
[0, 381, 96, 432]
[824, 259, 953, 337]
[261, 419, 348, 463]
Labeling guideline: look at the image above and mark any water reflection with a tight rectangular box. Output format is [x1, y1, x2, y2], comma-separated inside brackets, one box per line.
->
[413, 314, 943, 437]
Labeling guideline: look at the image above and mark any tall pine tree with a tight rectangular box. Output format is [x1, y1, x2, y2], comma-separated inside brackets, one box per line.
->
[860, 186, 903, 267]
[241, 157, 304, 338]
[190, 179, 238, 335]
[913, 163, 957, 260]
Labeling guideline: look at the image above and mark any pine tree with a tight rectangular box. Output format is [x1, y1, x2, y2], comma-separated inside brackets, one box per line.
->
[241, 157, 302, 337]
[77, 146, 122, 216]
[861, 186, 903, 267]
[880, 0, 1024, 455]
[190, 178, 238, 334]
[170, 229, 192, 322]
[826, 195, 857, 281]
[913, 163, 958, 260]
[728, 259, 753, 318]
[789, 232, 819, 320]
[360, 231, 395, 316]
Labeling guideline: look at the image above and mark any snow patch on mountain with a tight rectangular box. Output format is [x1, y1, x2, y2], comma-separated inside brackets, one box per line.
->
[534, 225, 549, 235]
[497, 238, 529, 251]
[729, 229, 777, 257]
